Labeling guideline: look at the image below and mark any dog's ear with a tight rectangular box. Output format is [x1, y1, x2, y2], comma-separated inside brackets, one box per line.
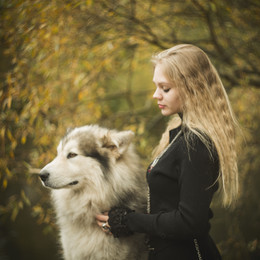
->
[66, 127, 73, 135]
[102, 130, 134, 158]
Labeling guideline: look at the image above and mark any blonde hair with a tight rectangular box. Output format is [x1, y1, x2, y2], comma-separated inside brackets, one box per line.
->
[152, 44, 239, 207]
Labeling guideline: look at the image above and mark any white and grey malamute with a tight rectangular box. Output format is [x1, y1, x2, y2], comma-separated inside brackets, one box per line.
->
[39, 125, 148, 260]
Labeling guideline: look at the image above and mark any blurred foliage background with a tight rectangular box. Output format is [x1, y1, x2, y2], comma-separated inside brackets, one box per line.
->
[0, 0, 259, 259]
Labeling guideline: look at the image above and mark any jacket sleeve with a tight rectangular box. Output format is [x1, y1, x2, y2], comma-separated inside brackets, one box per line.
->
[126, 136, 219, 239]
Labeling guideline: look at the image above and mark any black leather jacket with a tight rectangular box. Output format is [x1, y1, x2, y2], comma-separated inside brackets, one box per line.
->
[125, 126, 221, 259]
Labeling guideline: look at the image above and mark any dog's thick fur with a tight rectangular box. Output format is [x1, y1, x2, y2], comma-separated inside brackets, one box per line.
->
[39, 125, 148, 260]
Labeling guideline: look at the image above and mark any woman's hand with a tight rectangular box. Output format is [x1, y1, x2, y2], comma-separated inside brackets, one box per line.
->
[96, 212, 112, 234]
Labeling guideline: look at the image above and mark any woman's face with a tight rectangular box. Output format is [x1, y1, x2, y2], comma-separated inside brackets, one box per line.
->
[153, 64, 182, 116]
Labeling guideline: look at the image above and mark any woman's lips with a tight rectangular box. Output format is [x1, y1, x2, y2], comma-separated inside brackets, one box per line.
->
[158, 104, 165, 109]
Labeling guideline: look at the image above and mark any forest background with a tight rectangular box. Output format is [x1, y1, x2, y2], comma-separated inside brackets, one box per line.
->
[0, 0, 259, 259]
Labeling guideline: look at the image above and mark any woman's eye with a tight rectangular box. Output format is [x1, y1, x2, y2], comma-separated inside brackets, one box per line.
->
[163, 88, 170, 93]
[67, 152, 78, 159]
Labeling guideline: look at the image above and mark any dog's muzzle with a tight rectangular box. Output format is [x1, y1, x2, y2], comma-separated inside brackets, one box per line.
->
[39, 170, 79, 188]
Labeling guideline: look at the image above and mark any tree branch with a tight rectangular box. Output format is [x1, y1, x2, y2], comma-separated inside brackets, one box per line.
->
[191, 0, 233, 65]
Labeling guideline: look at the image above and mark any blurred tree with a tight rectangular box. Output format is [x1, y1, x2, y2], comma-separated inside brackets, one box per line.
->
[0, 0, 259, 259]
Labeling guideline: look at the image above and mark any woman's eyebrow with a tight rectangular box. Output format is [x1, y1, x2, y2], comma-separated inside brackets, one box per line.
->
[152, 80, 171, 84]
[154, 82, 172, 87]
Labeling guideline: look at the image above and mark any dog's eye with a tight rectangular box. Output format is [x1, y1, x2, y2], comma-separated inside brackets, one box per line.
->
[67, 152, 78, 159]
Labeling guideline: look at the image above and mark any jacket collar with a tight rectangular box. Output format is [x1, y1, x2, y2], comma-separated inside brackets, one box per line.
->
[169, 125, 182, 142]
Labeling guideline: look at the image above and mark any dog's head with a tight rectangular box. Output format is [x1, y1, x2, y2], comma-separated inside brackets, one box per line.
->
[39, 125, 134, 190]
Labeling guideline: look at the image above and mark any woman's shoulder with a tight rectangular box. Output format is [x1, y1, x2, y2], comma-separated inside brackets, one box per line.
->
[179, 127, 218, 162]
[169, 125, 182, 142]
[168, 125, 218, 162]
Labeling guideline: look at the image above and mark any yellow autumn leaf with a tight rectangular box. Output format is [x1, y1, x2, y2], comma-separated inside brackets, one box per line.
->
[11, 206, 19, 221]
[78, 91, 84, 101]
[21, 135, 27, 144]
[5, 167, 12, 177]
[0, 128, 5, 139]
[9, 151, 14, 158]
[86, 0, 92, 6]
[2, 179, 8, 189]
[7, 129, 14, 141]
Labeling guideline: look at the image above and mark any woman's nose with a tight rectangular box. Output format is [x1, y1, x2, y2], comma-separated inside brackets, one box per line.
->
[153, 88, 162, 100]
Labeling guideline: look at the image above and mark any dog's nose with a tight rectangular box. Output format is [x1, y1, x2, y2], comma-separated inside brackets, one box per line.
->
[39, 171, 50, 182]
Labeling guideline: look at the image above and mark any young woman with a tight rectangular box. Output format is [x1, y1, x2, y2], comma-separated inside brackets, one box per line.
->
[96, 44, 239, 259]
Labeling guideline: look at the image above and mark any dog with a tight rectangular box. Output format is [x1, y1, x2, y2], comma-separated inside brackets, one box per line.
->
[39, 125, 148, 260]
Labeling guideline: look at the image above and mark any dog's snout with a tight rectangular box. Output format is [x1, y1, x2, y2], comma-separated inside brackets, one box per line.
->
[39, 171, 50, 182]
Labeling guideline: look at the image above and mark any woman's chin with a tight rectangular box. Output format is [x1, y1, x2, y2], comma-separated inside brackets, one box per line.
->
[161, 110, 174, 116]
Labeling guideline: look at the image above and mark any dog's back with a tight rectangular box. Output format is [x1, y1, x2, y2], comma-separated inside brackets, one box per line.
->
[40, 125, 148, 260]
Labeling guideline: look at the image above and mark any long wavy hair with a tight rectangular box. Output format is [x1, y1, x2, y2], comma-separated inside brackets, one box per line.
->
[151, 44, 239, 207]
